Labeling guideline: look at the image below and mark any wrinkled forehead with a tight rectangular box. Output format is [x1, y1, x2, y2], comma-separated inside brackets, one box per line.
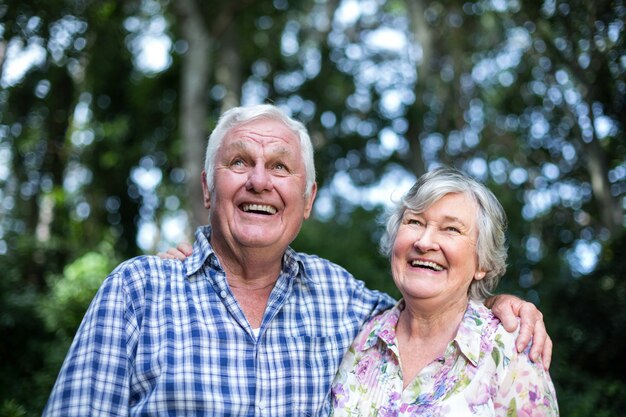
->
[217, 120, 304, 167]
[219, 139, 297, 161]
[408, 189, 474, 210]
[405, 191, 480, 223]
[225, 118, 300, 146]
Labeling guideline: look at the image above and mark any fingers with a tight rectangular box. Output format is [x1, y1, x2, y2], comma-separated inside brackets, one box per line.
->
[524, 311, 545, 361]
[490, 296, 552, 369]
[542, 336, 553, 370]
[156, 251, 174, 259]
[157, 246, 190, 261]
[178, 242, 193, 256]
[167, 247, 189, 260]
[518, 303, 553, 370]
[515, 312, 535, 353]
[490, 295, 520, 332]
[515, 301, 541, 353]
[156, 242, 193, 261]
[497, 307, 520, 333]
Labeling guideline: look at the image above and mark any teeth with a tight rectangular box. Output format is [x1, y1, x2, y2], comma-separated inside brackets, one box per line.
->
[242, 204, 277, 214]
[411, 260, 444, 271]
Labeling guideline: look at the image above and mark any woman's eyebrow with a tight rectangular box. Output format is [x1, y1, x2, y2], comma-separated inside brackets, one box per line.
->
[440, 215, 471, 228]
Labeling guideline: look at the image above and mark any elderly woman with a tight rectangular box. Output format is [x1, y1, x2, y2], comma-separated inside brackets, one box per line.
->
[330, 167, 558, 416]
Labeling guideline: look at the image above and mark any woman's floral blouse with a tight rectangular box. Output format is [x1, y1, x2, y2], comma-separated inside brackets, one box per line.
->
[330, 300, 559, 417]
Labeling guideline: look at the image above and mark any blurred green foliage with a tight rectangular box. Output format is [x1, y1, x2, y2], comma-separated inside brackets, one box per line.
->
[0, 400, 28, 417]
[542, 232, 626, 416]
[39, 250, 116, 336]
[0, 250, 116, 416]
[1, 0, 624, 415]
[294, 205, 401, 299]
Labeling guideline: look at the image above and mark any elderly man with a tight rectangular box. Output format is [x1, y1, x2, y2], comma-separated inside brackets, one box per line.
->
[44, 104, 551, 416]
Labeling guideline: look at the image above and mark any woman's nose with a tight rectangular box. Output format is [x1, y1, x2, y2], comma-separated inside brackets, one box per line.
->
[414, 225, 439, 252]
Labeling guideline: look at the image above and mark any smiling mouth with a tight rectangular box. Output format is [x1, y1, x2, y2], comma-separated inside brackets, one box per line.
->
[241, 203, 277, 215]
[411, 260, 444, 271]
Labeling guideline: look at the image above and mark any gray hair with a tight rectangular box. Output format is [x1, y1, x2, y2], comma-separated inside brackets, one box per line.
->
[204, 104, 316, 198]
[380, 167, 508, 301]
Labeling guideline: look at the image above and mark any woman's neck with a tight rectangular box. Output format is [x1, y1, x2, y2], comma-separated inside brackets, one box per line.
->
[395, 297, 468, 388]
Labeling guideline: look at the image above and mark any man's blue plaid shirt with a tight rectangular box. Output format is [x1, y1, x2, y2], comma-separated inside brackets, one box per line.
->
[43, 226, 394, 416]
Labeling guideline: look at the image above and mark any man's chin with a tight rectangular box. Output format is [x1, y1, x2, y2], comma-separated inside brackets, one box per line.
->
[234, 229, 286, 248]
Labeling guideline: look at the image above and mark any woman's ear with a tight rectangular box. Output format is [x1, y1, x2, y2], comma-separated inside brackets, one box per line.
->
[474, 270, 487, 280]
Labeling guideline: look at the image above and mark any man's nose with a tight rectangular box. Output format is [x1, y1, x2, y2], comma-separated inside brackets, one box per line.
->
[246, 164, 273, 193]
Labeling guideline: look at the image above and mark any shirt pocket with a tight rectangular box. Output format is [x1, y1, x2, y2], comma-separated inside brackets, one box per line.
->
[266, 334, 341, 416]
[296, 334, 339, 374]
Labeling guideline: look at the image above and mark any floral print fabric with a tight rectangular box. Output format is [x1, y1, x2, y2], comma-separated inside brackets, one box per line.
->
[330, 300, 559, 416]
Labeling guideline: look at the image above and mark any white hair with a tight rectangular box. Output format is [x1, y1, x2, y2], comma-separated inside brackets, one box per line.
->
[380, 167, 508, 301]
[204, 104, 316, 198]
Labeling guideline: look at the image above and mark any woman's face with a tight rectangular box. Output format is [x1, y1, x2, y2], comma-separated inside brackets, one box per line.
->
[391, 192, 486, 307]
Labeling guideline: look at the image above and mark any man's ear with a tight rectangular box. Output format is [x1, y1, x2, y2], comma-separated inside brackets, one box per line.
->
[201, 170, 211, 209]
[303, 182, 318, 219]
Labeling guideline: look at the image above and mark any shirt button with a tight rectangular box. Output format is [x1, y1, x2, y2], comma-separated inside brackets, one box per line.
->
[219, 290, 227, 298]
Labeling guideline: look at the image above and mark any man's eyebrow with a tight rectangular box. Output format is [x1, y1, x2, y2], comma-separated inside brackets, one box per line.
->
[222, 141, 296, 164]
[224, 140, 249, 152]
[270, 146, 293, 157]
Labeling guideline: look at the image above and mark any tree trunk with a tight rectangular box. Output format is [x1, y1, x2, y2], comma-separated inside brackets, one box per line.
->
[404, 0, 430, 177]
[583, 124, 622, 231]
[0, 39, 6, 75]
[215, 20, 241, 112]
[173, 0, 213, 231]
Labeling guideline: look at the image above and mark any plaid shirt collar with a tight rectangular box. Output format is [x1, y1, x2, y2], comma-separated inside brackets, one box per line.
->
[183, 226, 315, 285]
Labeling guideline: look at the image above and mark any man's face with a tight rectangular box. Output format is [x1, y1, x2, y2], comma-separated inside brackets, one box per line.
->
[203, 118, 316, 255]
